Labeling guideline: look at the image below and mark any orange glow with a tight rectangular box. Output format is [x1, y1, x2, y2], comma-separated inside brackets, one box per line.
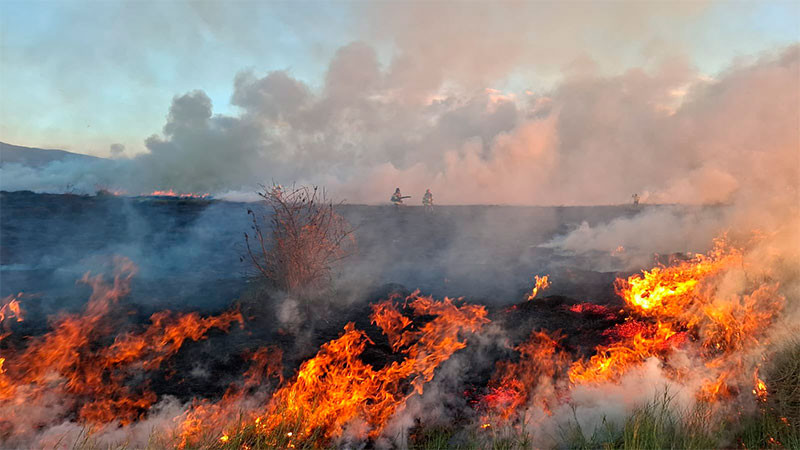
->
[752, 368, 768, 403]
[148, 189, 210, 198]
[569, 235, 784, 406]
[244, 291, 488, 444]
[0, 294, 24, 324]
[526, 275, 551, 301]
[480, 330, 569, 423]
[0, 258, 243, 428]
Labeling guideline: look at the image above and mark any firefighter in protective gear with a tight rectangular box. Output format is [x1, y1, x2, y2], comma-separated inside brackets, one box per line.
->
[422, 189, 433, 209]
[391, 188, 409, 206]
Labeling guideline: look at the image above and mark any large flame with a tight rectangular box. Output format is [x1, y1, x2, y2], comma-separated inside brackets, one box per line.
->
[238, 291, 489, 446]
[0, 233, 787, 446]
[0, 258, 243, 437]
[569, 235, 783, 404]
[472, 234, 783, 426]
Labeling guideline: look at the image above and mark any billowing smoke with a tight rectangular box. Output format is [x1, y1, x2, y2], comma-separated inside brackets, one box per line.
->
[2, 43, 796, 211]
[1, 4, 798, 448]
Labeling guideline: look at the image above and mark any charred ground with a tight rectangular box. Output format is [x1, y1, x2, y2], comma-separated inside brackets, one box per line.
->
[0, 190, 644, 305]
[6, 191, 782, 449]
[0, 191, 635, 400]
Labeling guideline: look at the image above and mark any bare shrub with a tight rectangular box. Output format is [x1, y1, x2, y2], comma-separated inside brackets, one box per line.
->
[245, 184, 355, 297]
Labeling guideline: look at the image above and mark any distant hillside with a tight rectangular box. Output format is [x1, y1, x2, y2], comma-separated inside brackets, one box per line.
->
[0, 141, 105, 168]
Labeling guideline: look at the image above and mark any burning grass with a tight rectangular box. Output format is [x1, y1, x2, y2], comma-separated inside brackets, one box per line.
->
[185, 292, 490, 448]
[569, 235, 784, 406]
[734, 338, 800, 449]
[0, 259, 244, 444]
[0, 231, 796, 448]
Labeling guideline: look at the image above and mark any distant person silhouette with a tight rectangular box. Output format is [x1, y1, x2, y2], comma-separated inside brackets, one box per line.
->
[422, 189, 433, 211]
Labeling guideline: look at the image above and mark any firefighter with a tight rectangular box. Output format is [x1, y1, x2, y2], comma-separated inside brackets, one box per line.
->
[632, 193, 640, 206]
[391, 188, 410, 206]
[422, 189, 433, 209]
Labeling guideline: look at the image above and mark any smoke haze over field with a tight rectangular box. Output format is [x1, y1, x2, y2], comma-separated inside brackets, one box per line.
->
[2, 1, 797, 317]
[1, 1, 797, 209]
[2, 43, 798, 209]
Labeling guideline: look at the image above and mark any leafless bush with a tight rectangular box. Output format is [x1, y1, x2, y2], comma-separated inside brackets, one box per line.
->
[245, 184, 355, 297]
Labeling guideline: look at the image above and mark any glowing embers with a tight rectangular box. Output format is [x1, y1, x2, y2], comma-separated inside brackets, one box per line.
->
[250, 291, 488, 444]
[0, 258, 243, 432]
[479, 330, 570, 424]
[569, 321, 686, 384]
[566, 302, 618, 320]
[147, 189, 210, 198]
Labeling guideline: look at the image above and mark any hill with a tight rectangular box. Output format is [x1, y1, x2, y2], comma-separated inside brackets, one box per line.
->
[0, 141, 105, 168]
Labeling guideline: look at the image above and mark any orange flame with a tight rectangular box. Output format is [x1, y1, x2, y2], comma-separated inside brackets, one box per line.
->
[527, 275, 551, 301]
[148, 189, 210, 198]
[752, 368, 768, 403]
[569, 235, 784, 406]
[480, 330, 570, 423]
[0, 295, 24, 324]
[569, 321, 683, 384]
[244, 291, 488, 444]
[0, 258, 243, 434]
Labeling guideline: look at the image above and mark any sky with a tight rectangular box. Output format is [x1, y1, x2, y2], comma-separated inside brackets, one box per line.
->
[1, 0, 797, 158]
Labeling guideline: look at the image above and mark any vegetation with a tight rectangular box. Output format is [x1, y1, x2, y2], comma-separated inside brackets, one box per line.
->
[560, 391, 717, 450]
[67, 339, 799, 449]
[245, 184, 355, 298]
[179, 361, 799, 449]
[736, 338, 800, 449]
[766, 339, 800, 434]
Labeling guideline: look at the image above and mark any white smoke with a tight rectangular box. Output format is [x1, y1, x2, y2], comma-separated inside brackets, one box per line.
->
[2, 44, 796, 209]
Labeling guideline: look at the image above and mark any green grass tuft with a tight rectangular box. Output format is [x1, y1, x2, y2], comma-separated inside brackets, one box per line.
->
[560, 390, 717, 450]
